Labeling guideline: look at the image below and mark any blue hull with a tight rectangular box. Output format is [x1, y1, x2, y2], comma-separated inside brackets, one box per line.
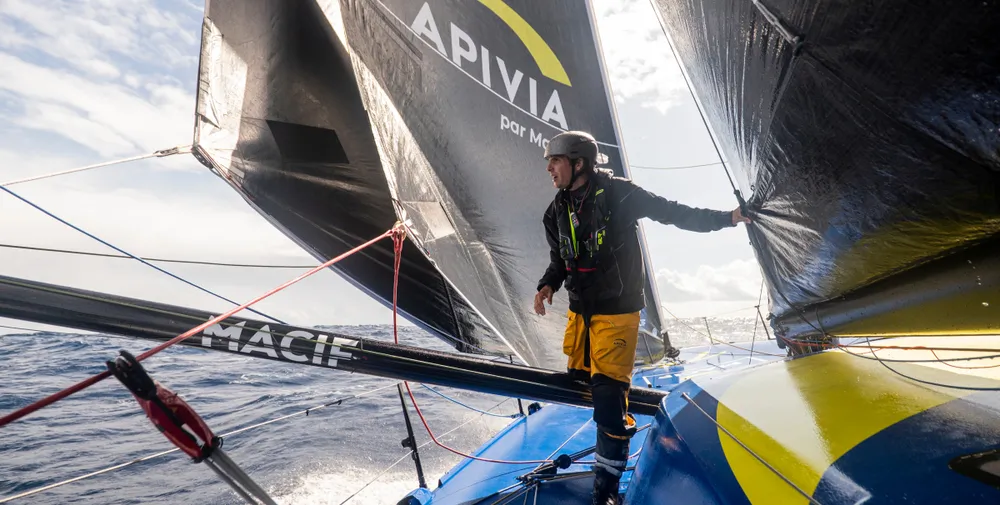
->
[401, 341, 784, 504]
[404, 337, 1000, 504]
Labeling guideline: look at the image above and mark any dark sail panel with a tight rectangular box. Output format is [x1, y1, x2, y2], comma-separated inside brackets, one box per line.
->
[194, 0, 494, 361]
[194, 0, 668, 367]
[651, 0, 1000, 340]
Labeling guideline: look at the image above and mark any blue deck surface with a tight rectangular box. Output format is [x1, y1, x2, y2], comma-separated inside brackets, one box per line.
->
[408, 339, 785, 504]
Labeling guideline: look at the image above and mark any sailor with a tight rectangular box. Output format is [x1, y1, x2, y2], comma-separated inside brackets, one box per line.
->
[533, 131, 749, 505]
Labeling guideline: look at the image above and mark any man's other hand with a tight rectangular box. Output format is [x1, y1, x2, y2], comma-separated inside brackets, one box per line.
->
[534, 286, 554, 315]
[732, 207, 751, 225]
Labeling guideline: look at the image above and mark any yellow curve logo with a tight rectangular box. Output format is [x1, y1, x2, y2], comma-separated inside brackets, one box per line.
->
[477, 0, 572, 87]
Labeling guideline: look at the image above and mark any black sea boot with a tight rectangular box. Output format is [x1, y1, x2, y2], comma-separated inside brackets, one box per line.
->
[591, 466, 621, 505]
[592, 427, 629, 505]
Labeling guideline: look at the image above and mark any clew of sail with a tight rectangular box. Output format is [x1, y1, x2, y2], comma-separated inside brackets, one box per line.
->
[192, 0, 671, 368]
[650, 0, 1000, 342]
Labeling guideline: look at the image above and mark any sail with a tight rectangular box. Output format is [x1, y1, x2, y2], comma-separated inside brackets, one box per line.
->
[650, 0, 1000, 340]
[193, 0, 669, 367]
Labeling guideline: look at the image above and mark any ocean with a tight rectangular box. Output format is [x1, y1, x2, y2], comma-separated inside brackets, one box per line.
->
[0, 319, 740, 504]
[0, 326, 523, 505]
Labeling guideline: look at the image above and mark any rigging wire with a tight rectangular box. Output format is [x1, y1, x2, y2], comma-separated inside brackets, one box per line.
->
[928, 348, 1000, 370]
[0, 276, 592, 401]
[704, 305, 759, 318]
[0, 146, 190, 187]
[681, 392, 823, 505]
[0, 185, 285, 324]
[0, 323, 49, 334]
[0, 243, 316, 269]
[336, 450, 417, 505]
[652, 8, 743, 205]
[388, 231, 551, 465]
[1, 386, 511, 504]
[858, 339, 1000, 392]
[629, 161, 724, 171]
[651, 2, 1000, 388]
[0, 381, 451, 504]
[827, 346, 1000, 365]
[338, 396, 515, 505]
[661, 305, 783, 357]
[419, 384, 519, 419]
[0, 227, 401, 429]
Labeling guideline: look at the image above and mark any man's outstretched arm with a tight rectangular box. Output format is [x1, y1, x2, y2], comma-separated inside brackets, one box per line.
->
[618, 180, 748, 231]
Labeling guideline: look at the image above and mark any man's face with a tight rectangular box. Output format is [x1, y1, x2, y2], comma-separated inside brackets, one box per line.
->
[546, 155, 574, 189]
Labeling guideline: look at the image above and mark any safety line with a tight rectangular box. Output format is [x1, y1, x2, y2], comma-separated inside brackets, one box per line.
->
[419, 384, 519, 419]
[336, 450, 416, 505]
[680, 392, 823, 505]
[928, 348, 1000, 370]
[0, 273, 500, 359]
[388, 230, 551, 465]
[854, 340, 1000, 392]
[0, 323, 49, 334]
[0, 382, 399, 504]
[0, 447, 179, 505]
[0, 146, 189, 187]
[661, 305, 784, 357]
[0, 243, 315, 269]
[338, 396, 514, 505]
[630, 161, 724, 170]
[0, 227, 399, 429]
[0, 185, 284, 324]
[0, 275, 596, 401]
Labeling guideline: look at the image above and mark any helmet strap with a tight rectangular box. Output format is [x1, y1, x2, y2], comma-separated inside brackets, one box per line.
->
[565, 158, 582, 191]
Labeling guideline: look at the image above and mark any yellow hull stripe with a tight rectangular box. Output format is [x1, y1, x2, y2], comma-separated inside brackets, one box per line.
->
[713, 352, 977, 504]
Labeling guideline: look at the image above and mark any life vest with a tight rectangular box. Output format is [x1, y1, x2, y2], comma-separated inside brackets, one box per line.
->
[554, 173, 615, 295]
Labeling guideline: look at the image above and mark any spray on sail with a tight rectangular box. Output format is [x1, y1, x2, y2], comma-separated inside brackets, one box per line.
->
[650, 0, 1000, 343]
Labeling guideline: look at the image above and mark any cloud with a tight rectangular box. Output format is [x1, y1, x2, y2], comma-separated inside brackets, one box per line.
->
[0, 1, 395, 331]
[0, 0, 199, 75]
[0, 176, 396, 328]
[594, 0, 688, 113]
[656, 259, 764, 303]
[0, 0, 200, 161]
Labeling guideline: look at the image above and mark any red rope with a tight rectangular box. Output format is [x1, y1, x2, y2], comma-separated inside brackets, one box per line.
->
[402, 382, 549, 465]
[0, 228, 397, 429]
[392, 227, 404, 346]
[389, 226, 551, 465]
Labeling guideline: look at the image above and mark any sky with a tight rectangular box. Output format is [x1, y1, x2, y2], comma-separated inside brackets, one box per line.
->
[0, 0, 764, 336]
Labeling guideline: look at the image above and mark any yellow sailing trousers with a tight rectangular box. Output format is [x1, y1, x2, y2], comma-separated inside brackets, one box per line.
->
[562, 310, 641, 384]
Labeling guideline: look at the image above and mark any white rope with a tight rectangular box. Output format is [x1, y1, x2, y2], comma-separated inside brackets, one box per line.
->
[0, 145, 191, 187]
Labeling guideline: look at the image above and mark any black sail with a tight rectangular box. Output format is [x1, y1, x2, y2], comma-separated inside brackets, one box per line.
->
[193, 0, 670, 367]
[651, 0, 1000, 341]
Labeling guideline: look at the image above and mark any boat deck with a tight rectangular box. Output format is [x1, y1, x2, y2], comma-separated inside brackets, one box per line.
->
[415, 340, 786, 504]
